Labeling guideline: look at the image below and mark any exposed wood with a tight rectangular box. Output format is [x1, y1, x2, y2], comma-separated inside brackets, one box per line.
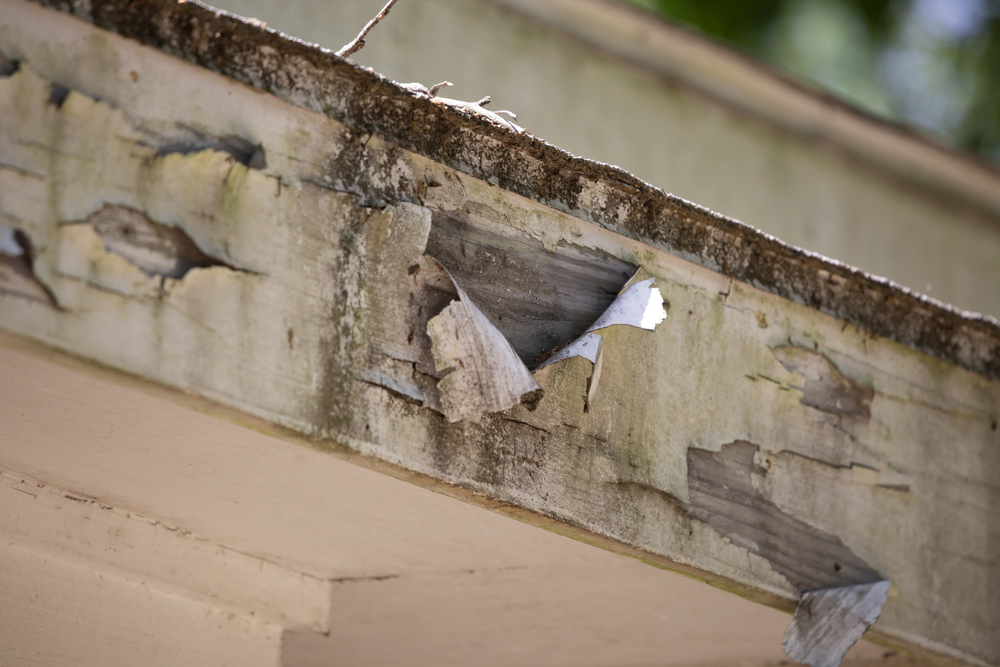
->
[0, 226, 61, 308]
[538, 272, 667, 369]
[684, 442, 883, 593]
[23, 0, 1000, 381]
[77, 204, 243, 279]
[1, 3, 998, 665]
[426, 210, 634, 365]
[773, 346, 875, 421]
[426, 270, 543, 422]
[783, 581, 893, 667]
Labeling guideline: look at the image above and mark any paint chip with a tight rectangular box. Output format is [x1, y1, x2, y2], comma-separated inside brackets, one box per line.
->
[537, 271, 666, 369]
[773, 346, 873, 420]
[77, 205, 243, 279]
[782, 580, 892, 667]
[427, 265, 543, 422]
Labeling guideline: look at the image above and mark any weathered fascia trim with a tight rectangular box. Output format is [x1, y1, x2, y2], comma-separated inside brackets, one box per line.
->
[28, 0, 1000, 382]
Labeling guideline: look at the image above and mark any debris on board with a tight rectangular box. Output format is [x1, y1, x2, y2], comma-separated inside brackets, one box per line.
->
[400, 80, 523, 133]
[426, 262, 543, 423]
[537, 270, 666, 369]
[336, 0, 400, 59]
[431, 95, 523, 134]
[339, 0, 524, 133]
[782, 580, 892, 667]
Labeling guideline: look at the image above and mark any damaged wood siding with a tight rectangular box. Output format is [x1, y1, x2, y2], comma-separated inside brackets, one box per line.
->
[1, 3, 998, 665]
[26, 0, 1000, 382]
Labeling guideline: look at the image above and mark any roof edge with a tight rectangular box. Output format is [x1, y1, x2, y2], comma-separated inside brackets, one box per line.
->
[490, 0, 1000, 222]
[26, 0, 1000, 381]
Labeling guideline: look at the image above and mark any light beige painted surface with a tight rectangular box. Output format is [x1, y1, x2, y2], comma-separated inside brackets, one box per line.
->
[204, 0, 1000, 319]
[0, 537, 284, 667]
[0, 336, 900, 667]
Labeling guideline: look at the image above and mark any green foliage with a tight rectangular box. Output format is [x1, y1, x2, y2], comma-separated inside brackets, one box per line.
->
[628, 0, 1000, 160]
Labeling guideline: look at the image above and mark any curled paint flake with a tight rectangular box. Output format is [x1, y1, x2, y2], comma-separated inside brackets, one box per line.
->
[427, 264, 542, 422]
[536, 272, 666, 370]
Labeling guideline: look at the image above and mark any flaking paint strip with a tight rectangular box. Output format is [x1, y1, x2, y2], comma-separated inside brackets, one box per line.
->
[537, 270, 666, 369]
[683, 442, 889, 667]
[782, 580, 892, 667]
[772, 346, 873, 421]
[426, 261, 543, 423]
[66, 205, 247, 279]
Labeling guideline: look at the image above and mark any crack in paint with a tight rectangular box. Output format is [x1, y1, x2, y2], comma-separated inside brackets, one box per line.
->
[65, 205, 251, 280]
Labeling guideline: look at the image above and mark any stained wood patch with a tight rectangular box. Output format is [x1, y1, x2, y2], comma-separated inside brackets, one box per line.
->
[773, 346, 874, 421]
[686, 442, 883, 592]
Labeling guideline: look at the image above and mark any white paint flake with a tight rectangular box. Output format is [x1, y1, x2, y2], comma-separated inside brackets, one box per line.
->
[537, 273, 666, 369]
[427, 275, 542, 423]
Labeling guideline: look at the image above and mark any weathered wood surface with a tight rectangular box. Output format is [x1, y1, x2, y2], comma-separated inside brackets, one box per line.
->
[204, 0, 1000, 322]
[425, 210, 635, 366]
[783, 581, 893, 667]
[0, 1, 998, 664]
[20, 0, 1000, 381]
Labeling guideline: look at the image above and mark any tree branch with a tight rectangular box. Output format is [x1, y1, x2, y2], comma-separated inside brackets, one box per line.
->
[336, 0, 400, 59]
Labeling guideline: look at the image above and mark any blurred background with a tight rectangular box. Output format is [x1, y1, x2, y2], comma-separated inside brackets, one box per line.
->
[630, 0, 1000, 162]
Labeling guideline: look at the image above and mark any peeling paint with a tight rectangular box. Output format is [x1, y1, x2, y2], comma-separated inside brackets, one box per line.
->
[538, 271, 666, 369]
[684, 443, 891, 666]
[69, 204, 244, 279]
[427, 263, 543, 423]
[0, 225, 61, 309]
[2, 10, 998, 665]
[425, 209, 635, 366]
[149, 125, 266, 169]
[27, 0, 1000, 380]
[773, 346, 874, 421]
[782, 580, 892, 667]
[685, 442, 883, 592]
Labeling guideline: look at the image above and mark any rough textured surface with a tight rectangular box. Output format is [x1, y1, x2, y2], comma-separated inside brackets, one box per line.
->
[426, 276, 543, 422]
[773, 346, 875, 421]
[684, 442, 884, 593]
[192, 0, 1000, 323]
[78, 204, 243, 279]
[24, 0, 1000, 382]
[425, 210, 634, 366]
[1, 5, 998, 665]
[538, 272, 667, 369]
[784, 581, 893, 667]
